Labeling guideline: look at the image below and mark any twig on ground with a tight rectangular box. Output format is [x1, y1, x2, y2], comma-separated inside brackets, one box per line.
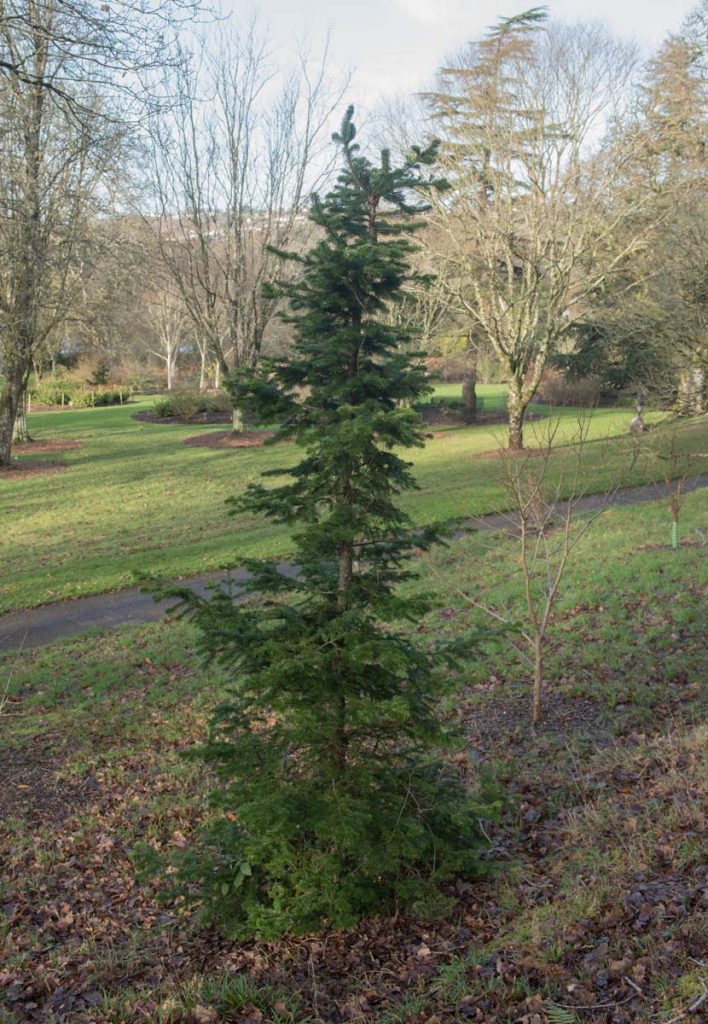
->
[308, 944, 323, 1022]
[477, 818, 494, 844]
[623, 975, 645, 996]
[663, 982, 708, 1024]
[559, 992, 637, 1012]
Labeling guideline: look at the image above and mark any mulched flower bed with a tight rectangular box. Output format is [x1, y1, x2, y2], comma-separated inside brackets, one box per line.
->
[0, 460, 70, 480]
[472, 445, 550, 459]
[133, 410, 233, 426]
[136, 408, 543, 431]
[422, 407, 546, 434]
[0, 440, 82, 480]
[182, 430, 276, 449]
[13, 440, 82, 454]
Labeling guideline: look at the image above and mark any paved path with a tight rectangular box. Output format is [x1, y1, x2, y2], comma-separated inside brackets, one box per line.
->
[1, 476, 705, 654]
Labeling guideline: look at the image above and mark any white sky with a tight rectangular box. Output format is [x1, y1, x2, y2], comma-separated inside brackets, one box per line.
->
[220, 0, 697, 106]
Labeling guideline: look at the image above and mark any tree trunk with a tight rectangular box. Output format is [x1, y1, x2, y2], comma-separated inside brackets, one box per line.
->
[677, 366, 706, 416]
[1, 375, 24, 466]
[532, 634, 543, 726]
[214, 360, 221, 390]
[13, 394, 30, 444]
[199, 348, 207, 391]
[3, 69, 43, 468]
[671, 493, 680, 551]
[462, 377, 477, 423]
[1, 403, 15, 467]
[462, 347, 477, 423]
[232, 405, 243, 433]
[507, 379, 525, 450]
[462, 335, 478, 423]
[166, 353, 173, 391]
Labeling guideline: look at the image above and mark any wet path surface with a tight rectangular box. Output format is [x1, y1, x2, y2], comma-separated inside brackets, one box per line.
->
[1, 476, 705, 653]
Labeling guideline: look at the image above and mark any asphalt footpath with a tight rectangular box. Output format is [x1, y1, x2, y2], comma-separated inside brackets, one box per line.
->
[1, 475, 705, 653]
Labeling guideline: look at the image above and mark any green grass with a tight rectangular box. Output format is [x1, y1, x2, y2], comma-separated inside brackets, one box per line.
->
[0, 493, 705, 1023]
[425, 380, 509, 409]
[1, 386, 705, 612]
[418, 489, 707, 727]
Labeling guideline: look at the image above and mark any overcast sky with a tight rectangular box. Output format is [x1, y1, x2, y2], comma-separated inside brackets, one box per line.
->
[220, 0, 697, 107]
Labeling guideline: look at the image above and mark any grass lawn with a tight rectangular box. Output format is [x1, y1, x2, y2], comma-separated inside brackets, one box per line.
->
[1, 386, 706, 613]
[0, 492, 705, 1023]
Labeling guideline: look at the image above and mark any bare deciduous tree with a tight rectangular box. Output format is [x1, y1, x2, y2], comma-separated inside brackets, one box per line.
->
[0, 0, 197, 121]
[147, 24, 344, 430]
[0, 0, 198, 465]
[424, 13, 651, 449]
[144, 285, 186, 390]
[0, 4, 121, 463]
[430, 419, 639, 725]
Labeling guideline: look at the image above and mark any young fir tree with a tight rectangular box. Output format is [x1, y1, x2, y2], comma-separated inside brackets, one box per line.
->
[172, 108, 496, 939]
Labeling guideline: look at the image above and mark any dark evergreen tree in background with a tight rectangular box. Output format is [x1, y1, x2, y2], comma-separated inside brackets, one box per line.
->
[171, 107, 496, 939]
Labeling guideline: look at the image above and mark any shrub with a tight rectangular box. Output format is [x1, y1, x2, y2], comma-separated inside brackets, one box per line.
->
[152, 396, 174, 418]
[31, 378, 76, 406]
[86, 359, 111, 386]
[536, 368, 601, 407]
[151, 391, 232, 419]
[93, 388, 126, 406]
[30, 378, 127, 408]
[69, 388, 95, 408]
[70, 387, 126, 408]
[168, 392, 202, 419]
[205, 391, 232, 414]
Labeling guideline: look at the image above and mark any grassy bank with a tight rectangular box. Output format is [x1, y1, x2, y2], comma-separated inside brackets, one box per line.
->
[1, 387, 705, 612]
[1, 491, 706, 1023]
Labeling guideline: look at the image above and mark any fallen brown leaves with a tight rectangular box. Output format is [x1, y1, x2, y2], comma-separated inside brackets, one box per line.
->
[1, 662, 705, 1023]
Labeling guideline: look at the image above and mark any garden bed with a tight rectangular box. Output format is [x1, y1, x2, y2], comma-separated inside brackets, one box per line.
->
[1, 441, 81, 480]
[182, 429, 275, 449]
[13, 439, 82, 454]
[0, 460, 71, 480]
[133, 410, 233, 426]
[421, 406, 546, 429]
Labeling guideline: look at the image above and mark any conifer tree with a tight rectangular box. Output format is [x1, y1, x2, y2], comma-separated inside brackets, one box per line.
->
[172, 107, 495, 939]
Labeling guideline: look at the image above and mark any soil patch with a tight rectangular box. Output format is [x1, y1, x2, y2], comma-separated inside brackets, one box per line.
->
[637, 539, 706, 551]
[28, 403, 75, 412]
[138, 406, 550, 431]
[422, 408, 546, 433]
[422, 408, 511, 428]
[472, 445, 550, 459]
[1, 440, 81, 478]
[0, 460, 70, 481]
[183, 429, 275, 449]
[463, 683, 612, 750]
[133, 410, 232, 426]
[0, 738, 100, 824]
[13, 439, 82, 454]
[31, 403, 132, 412]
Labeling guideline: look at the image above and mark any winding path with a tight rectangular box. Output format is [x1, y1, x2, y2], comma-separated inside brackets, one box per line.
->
[1, 476, 706, 654]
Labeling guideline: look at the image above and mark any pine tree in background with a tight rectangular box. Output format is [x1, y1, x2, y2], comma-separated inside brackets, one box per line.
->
[173, 107, 497, 939]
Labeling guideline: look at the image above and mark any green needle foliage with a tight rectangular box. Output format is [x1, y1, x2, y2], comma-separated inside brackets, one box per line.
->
[172, 107, 498, 939]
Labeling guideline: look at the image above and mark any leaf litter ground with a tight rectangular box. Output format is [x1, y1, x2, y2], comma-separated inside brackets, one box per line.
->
[1, 494, 706, 1024]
